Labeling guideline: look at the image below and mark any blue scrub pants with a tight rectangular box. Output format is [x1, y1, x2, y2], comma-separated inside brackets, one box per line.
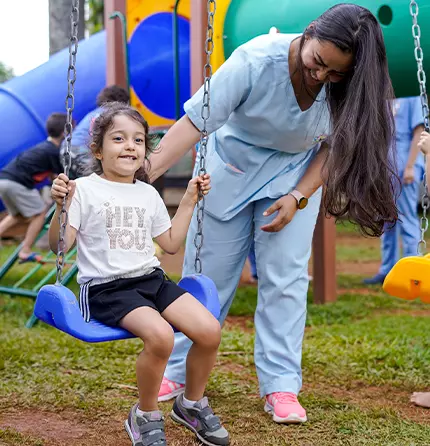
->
[165, 190, 322, 397]
[379, 180, 421, 276]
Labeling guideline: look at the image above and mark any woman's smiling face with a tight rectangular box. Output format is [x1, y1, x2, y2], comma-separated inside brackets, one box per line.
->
[301, 37, 353, 86]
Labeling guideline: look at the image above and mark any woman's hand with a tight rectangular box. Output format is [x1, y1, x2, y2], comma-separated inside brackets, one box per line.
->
[51, 173, 76, 207]
[184, 174, 211, 205]
[261, 194, 298, 232]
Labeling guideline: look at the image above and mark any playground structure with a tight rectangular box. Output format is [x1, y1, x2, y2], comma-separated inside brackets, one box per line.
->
[0, 0, 429, 316]
[2, 0, 429, 168]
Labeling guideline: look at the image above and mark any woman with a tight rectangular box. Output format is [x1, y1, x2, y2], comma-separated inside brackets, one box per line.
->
[148, 4, 398, 423]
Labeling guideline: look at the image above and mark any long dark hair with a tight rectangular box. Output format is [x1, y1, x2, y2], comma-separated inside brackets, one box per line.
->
[88, 102, 157, 182]
[298, 4, 398, 237]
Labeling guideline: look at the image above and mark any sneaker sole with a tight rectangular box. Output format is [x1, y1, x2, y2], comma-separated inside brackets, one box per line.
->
[170, 410, 229, 446]
[124, 420, 138, 446]
[158, 386, 185, 402]
[264, 402, 307, 424]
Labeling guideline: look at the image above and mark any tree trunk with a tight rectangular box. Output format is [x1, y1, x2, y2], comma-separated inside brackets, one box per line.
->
[49, 0, 85, 56]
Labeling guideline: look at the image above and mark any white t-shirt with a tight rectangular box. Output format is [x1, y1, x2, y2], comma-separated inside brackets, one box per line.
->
[68, 173, 172, 285]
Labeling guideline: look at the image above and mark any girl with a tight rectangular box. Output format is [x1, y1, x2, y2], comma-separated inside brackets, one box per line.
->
[49, 102, 230, 446]
[146, 4, 399, 424]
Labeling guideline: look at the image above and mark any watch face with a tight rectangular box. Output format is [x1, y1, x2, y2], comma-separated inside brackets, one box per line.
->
[298, 197, 308, 210]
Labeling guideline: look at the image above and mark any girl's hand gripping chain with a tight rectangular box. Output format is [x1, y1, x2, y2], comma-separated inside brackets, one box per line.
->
[51, 173, 76, 208]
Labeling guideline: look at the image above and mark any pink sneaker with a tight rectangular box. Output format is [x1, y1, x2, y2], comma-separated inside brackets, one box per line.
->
[264, 392, 307, 424]
[158, 376, 185, 402]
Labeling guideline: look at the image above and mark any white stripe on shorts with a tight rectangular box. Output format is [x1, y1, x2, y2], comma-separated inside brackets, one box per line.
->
[79, 282, 91, 322]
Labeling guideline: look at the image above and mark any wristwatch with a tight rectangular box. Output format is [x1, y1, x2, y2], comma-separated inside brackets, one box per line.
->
[289, 189, 309, 210]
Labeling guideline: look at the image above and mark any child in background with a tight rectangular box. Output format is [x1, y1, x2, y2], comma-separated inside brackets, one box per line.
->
[0, 113, 67, 262]
[49, 102, 230, 446]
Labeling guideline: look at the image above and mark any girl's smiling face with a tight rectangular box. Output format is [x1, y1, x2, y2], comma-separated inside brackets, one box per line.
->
[95, 114, 147, 183]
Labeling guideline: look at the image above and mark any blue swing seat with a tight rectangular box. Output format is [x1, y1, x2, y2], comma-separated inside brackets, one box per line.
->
[34, 274, 220, 343]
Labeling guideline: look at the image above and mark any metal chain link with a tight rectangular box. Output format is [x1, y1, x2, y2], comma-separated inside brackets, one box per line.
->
[56, 0, 79, 284]
[410, 0, 430, 255]
[194, 0, 216, 274]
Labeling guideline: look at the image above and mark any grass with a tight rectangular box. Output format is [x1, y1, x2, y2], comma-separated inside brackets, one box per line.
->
[1, 227, 430, 445]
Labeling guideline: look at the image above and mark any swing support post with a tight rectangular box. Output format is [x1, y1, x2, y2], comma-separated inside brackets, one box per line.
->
[312, 213, 337, 303]
[104, 0, 127, 89]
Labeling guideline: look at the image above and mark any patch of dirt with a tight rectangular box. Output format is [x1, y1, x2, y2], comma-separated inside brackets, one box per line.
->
[224, 315, 254, 333]
[0, 409, 126, 446]
[0, 407, 208, 446]
[335, 261, 381, 276]
[305, 382, 430, 424]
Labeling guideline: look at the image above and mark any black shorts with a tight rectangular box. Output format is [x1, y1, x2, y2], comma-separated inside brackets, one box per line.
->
[87, 268, 186, 327]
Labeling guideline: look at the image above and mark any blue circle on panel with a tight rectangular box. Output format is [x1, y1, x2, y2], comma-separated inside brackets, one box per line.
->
[129, 12, 190, 120]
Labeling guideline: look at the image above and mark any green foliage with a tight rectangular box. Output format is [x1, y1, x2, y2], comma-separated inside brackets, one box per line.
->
[87, 0, 104, 35]
[0, 61, 14, 83]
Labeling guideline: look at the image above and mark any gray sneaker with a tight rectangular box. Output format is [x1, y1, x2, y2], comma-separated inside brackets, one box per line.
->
[124, 404, 166, 445]
[170, 394, 230, 446]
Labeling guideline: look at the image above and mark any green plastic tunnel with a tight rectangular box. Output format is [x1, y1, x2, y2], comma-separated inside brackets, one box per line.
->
[223, 0, 430, 98]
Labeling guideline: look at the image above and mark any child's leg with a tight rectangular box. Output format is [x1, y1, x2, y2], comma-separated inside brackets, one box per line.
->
[161, 293, 221, 401]
[0, 214, 24, 238]
[120, 306, 175, 411]
[0, 183, 47, 259]
[20, 211, 46, 259]
[0, 180, 27, 238]
[411, 392, 430, 408]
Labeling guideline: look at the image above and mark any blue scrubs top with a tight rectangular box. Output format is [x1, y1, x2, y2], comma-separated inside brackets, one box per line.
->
[392, 97, 425, 179]
[184, 34, 331, 220]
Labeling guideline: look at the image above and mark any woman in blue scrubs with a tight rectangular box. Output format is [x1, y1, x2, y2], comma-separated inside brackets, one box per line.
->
[149, 4, 398, 424]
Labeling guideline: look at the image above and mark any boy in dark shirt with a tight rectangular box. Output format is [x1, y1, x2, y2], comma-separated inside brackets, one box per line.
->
[0, 112, 67, 262]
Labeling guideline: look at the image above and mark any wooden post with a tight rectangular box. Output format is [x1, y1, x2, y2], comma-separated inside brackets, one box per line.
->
[104, 0, 127, 88]
[190, 0, 208, 165]
[190, 0, 208, 94]
[312, 210, 337, 303]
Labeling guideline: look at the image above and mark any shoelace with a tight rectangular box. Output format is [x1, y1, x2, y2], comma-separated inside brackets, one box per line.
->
[270, 392, 299, 404]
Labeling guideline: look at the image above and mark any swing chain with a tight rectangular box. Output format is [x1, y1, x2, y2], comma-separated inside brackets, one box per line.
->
[56, 0, 79, 284]
[410, 0, 430, 255]
[194, 0, 216, 274]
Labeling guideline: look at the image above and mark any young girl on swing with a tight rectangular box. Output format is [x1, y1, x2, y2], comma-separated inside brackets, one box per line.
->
[49, 102, 230, 446]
